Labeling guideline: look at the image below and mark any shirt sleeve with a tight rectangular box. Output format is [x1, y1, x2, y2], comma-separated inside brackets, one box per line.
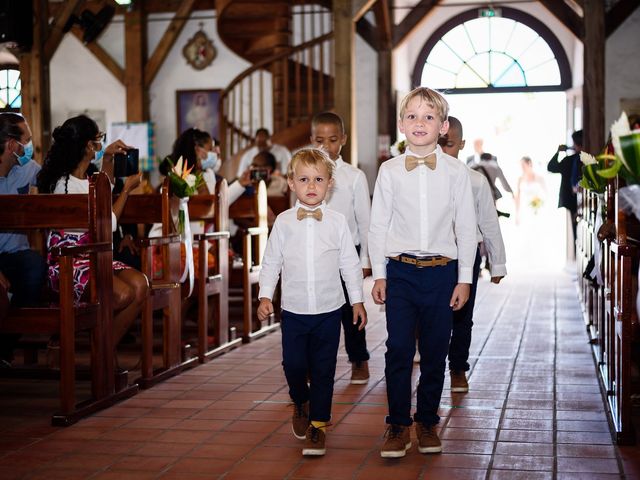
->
[258, 218, 284, 301]
[476, 176, 507, 277]
[237, 150, 252, 177]
[547, 152, 561, 173]
[228, 180, 246, 205]
[368, 166, 393, 280]
[338, 218, 364, 304]
[497, 166, 513, 193]
[352, 170, 371, 269]
[453, 168, 478, 284]
[202, 169, 216, 194]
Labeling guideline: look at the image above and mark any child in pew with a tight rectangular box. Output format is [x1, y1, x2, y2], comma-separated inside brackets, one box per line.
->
[369, 87, 477, 458]
[36, 114, 149, 349]
[257, 148, 366, 457]
[439, 116, 507, 393]
[310, 111, 372, 384]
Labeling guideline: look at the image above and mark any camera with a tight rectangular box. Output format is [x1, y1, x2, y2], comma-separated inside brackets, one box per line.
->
[114, 148, 139, 177]
[250, 167, 270, 183]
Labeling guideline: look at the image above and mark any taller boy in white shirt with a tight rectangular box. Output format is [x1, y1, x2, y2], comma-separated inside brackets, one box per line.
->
[439, 116, 507, 393]
[257, 148, 367, 457]
[369, 87, 477, 458]
[310, 112, 372, 384]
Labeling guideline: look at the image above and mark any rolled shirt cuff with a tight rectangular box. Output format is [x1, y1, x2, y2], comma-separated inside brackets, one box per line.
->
[258, 285, 275, 301]
[457, 266, 473, 284]
[490, 264, 507, 278]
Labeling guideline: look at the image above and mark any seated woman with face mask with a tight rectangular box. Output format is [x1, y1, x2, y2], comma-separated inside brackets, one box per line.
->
[36, 114, 148, 349]
[152, 128, 251, 277]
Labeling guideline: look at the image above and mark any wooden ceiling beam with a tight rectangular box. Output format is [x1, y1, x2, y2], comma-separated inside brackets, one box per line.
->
[43, 0, 84, 62]
[373, 0, 392, 50]
[539, 0, 583, 38]
[144, 0, 197, 87]
[48, 0, 213, 16]
[606, 0, 640, 37]
[356, 17, 378, 50]
[392, 0, 440, 47]
[71, 27, 125, 83]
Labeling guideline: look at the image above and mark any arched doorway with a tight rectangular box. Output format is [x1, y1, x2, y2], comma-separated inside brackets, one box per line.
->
[412, 7, 575, 271]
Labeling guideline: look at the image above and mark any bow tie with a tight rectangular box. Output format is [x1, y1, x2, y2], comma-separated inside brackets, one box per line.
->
[297, 207, 323, 221]
[405, 153, 437, 171]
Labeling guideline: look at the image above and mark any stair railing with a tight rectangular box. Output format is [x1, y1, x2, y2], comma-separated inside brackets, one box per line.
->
[219, 32, 334, 161]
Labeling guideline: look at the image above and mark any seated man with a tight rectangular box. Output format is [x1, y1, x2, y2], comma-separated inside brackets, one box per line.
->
[251, 151, 288, 197]
[0, 113, 48, 364]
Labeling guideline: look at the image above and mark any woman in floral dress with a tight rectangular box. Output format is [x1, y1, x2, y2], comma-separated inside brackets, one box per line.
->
[37, 115, 148, 348]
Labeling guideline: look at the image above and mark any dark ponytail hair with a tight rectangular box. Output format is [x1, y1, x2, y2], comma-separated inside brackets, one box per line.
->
[0, 112, 27, 156]
[160, 127, 211, 176]
[37, 115, 99, 193]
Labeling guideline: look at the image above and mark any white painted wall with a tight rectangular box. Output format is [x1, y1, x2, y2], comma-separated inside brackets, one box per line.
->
[605, 6, 640, 130]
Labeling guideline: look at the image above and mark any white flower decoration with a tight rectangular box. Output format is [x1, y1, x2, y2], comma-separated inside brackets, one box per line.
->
[185, 174, 196, 187]
[580, 152, 598, 165]
[610, 112, 632, 169]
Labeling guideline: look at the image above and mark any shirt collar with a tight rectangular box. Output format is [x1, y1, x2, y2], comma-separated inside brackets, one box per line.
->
[404, 145, 441, 158]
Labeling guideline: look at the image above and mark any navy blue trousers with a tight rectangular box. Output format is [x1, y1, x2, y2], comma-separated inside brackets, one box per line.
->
[281, 308, 341, 422]
[385, 258, 457, 427]
[448, 247, 481, 372]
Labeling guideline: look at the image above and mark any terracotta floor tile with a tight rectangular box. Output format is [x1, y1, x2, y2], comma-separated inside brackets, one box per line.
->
[557, 457, 621, 473]
[556, 474, 623, 480]
[446, 416, 500, 429]
[556, 420, 611, 432]
[503, 409, 554, 420]
[133, 441, 196, 457]
[23, 467, 96, 479]
[428, 453, 492, 469]
[440, 427, 497, 442]
[424, 467, 488, 480]
[223, 419, 283, 434]
[489, 471, 553, 480]
[353, 464, 424, 480]
[500, 418, 553, 430]
[93, 470, 158, 479]
[110, 454, 177, 471]
[491, 454, 554, 471]
[440, 440, 495, 455]
[165, 457, 236, 474]
[50, 452, 115, 470]
[494, 442, 554, 456]
[227, 459, 299, 477]
[556, 444, 617, 458]
[497, 430, 554, 444]
[125, 416, 182, 429]
[556, 431, 613, 445]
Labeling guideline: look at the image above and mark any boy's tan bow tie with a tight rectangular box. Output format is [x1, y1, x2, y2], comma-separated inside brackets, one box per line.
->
[405, 153, 437, 171]
[297, 207, 323, 221]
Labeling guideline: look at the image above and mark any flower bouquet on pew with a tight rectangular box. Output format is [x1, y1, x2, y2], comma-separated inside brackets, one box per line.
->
[164, 156, 204, 295]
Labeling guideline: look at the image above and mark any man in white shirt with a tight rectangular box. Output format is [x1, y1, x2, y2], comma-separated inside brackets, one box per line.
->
[439, 116, 507, 393]
[257, 148, 366, 457]
[310, 112, 372, 385]
[369, 88, 476, 458]
[236, 128, 291, 177]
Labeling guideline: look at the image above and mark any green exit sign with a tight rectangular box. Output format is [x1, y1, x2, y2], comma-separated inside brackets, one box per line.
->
[479, 7, 501, 18]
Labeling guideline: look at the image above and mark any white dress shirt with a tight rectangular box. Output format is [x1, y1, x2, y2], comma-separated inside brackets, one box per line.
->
[237, 143, 292, 176]
[53, 175, 117, 232]
[259, 201, 363, 315]
[468, 168, 507, 277]
[325, 156, 371, 268]
[368, 146, 477, 283]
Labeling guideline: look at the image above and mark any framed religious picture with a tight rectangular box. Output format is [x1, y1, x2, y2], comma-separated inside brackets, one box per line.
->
[176, 89, 221, 139]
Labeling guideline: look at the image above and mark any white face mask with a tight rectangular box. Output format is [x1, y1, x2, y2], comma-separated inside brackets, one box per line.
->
[201, 151, 221, 172]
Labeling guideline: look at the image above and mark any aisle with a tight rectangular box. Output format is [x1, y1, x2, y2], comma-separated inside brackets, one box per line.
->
[0, 272, 638, 479]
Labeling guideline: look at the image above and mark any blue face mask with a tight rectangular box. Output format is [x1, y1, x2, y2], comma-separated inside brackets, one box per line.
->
[92, 143, 105, 168]
[201, 151, 221, 172]
[14, 139, 33, 166]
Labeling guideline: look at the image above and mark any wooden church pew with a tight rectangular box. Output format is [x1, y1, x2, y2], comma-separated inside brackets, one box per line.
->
[0, 172, 137, 425]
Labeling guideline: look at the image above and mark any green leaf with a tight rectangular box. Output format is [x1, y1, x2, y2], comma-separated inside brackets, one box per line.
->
[595, 158, 622, 178]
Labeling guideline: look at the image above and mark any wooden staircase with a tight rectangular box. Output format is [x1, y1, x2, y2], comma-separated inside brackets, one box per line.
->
[215, 0, 334, 160]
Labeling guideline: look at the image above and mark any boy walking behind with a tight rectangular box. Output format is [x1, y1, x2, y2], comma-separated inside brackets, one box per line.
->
[369, 87, 477, 458]
[440, 116, 507, 392]
[258, 148, 367, 456]
[310, 112, 372, 384]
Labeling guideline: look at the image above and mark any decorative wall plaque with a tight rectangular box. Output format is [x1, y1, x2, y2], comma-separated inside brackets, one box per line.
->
[183, 26, 216, 70]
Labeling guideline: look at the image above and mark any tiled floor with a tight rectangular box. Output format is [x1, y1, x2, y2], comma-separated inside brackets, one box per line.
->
[1, 270, 639, 479]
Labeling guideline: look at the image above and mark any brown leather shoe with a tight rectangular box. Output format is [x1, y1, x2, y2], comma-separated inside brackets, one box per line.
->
[415, 422, 442, 453]
[350, 361, 369, 384]
[380, 424, 411, 458]
[292, 401, 309, 440]
[450, 370, 469, 393]
[302, 425, 326, 456]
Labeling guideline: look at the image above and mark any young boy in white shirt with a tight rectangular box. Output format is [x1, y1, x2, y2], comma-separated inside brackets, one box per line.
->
[257, 148, 367, 457]
[310, 112, 372, 384]
[439, 116, 507, 392]
[369, 87, 477, 458]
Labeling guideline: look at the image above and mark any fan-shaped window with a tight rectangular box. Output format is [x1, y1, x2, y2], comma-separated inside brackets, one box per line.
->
[0, 66, 21, 111]
[412, 7, 571, 93]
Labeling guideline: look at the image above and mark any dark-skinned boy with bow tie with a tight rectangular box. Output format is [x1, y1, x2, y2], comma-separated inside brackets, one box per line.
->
[258, 148, 367, 457]
[369, 87, 477, 458]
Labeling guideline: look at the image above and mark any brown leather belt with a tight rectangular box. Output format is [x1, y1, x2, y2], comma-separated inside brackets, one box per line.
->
[388, 255, 452, 268]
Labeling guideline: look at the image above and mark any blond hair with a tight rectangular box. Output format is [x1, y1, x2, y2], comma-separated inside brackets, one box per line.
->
[287, 148, 335, 179]
[399, 87, 449, 122]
